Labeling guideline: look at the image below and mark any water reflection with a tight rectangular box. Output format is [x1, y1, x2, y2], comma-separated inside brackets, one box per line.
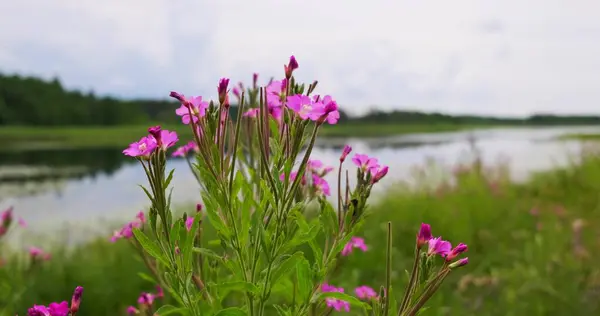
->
[1, 126, 600, 236]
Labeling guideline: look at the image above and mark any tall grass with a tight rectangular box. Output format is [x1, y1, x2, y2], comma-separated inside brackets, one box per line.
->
[3, 151, 600, 315]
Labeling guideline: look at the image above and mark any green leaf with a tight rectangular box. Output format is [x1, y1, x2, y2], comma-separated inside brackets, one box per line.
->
[164, 169, 175, 188]
[154, 305, 188, 315]
[318, 200, 338, 236]
[132, 228, 170, 267]
[137, 272, 156, 284]
[296, 257, 312, 302]
[193, 247, 223, 261]
[270, 252, 304, 286]
[215, 307, 247, 316]
[211, 281, 260, 295]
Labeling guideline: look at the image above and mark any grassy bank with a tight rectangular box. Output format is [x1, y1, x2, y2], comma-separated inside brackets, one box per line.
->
[559, 133, 600, 141]
[3, 153, 600, 315]
[0, 123, 486, 150]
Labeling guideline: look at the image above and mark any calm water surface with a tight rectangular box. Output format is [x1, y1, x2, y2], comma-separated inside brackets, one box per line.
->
[1, 126, 599, 241]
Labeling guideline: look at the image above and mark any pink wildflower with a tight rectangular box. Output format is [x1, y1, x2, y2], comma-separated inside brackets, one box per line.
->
[29, 247, 51, 261]
[137, 292, 154, 306]
[155, 285, 164, 298]
[341, 237, 368, 256]
[243, 108, 259, 118]
[28, 305, 50, 316]
[321, 283, 350, 312]
[427, 237, 452, 257]
[340, 145, 352, 162]
[232, 86, 241, 99]
[266, 80, 287, 110]
[136, 211, 146, 224]
[312, 174, 331, 196]
[352, 154, 379, 174]
[279, 171, 306, 185]
[417, 223, 432, 249]
[286, 94, 321, 121]
[48, 302, 69, 316]
[126, 306, 139, 315]
[445, 243, 468, 261]
[123, 136, 157, 158]
[371, 166, 389, 184]
[18, 217, 27, 227]
[314, 95, 340, 125]
[307, 159, 324, 171]
[185, 217, 194, 232]
[174, 95, 209, 124]
[173, 141, 199, 157]
[146, 126, 178, 151]
[355, 285, 378, 300]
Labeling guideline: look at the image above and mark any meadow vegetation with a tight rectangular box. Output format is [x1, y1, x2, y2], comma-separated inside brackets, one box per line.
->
[2, 147, 600, 315]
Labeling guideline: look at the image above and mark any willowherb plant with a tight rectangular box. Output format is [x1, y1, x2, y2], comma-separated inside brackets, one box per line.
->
[66, 56, 470, 315]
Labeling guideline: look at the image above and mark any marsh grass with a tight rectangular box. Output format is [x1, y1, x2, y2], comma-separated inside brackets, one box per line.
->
[3, 152, 600, 315]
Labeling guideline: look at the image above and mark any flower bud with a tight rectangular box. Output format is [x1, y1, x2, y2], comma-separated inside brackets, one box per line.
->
[449, 257, 469, 269]
[218, 78, 230, 105]
[340, 145, 352, 162]
[284, 55, 299, 79]
[445, 243, 468, 261]
[196, 203, 203, 213]
[417, 223, 432, 249]
[70, 286, 84, 315]
[169, 91, 186, 103]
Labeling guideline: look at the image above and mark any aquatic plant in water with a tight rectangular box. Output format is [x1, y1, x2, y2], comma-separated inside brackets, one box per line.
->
[20, 56, 469, 315]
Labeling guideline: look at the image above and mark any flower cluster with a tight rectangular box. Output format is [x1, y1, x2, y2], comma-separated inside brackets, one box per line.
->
[27, 286, 83, 316]
[110, 211, 146, 242]
[123, 127, 178, 158]
[112, 55, 467, 316]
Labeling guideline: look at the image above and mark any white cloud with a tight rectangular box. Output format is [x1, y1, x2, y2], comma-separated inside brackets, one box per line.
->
[1, 0, 599, 116]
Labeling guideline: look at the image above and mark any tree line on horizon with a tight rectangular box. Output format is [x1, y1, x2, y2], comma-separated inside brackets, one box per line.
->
[2, 73, 600, 127]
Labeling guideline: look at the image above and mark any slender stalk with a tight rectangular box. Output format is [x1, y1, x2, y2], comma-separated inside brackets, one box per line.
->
[398, 246, 421, 315]
[384, 222, 392, 316]
[404, 269, 450, 316]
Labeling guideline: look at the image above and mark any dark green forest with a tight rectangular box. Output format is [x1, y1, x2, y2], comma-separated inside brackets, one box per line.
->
[2, 73, 600, 126]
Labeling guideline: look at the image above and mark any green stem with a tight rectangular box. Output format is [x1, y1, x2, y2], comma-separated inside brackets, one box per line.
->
[383, 222, 392, 316]
[404, 269, 450, 316]
[398, 247, 421, 315]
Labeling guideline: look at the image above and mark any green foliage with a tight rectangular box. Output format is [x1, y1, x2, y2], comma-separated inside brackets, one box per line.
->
[3, 151, 600, 314]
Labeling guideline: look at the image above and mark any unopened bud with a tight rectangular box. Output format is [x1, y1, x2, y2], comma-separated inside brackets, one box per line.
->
[417, 223, 432, 249]
[70, 286, 84, 315]
[340, 145, 352, 162]
[218, 78, 230, 105]
[449, 257, 469, 269]
[284, 55, 299, 79]
[169, 91, 186, 103]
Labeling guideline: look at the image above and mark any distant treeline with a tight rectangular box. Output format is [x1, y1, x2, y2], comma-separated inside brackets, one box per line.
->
[2, 73, 600, 126]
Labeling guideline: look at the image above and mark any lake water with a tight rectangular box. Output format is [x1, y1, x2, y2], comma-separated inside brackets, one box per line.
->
[1, 126, 599, 241]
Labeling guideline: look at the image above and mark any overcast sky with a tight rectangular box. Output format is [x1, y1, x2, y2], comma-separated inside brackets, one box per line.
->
[1, 0, 599, 116]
